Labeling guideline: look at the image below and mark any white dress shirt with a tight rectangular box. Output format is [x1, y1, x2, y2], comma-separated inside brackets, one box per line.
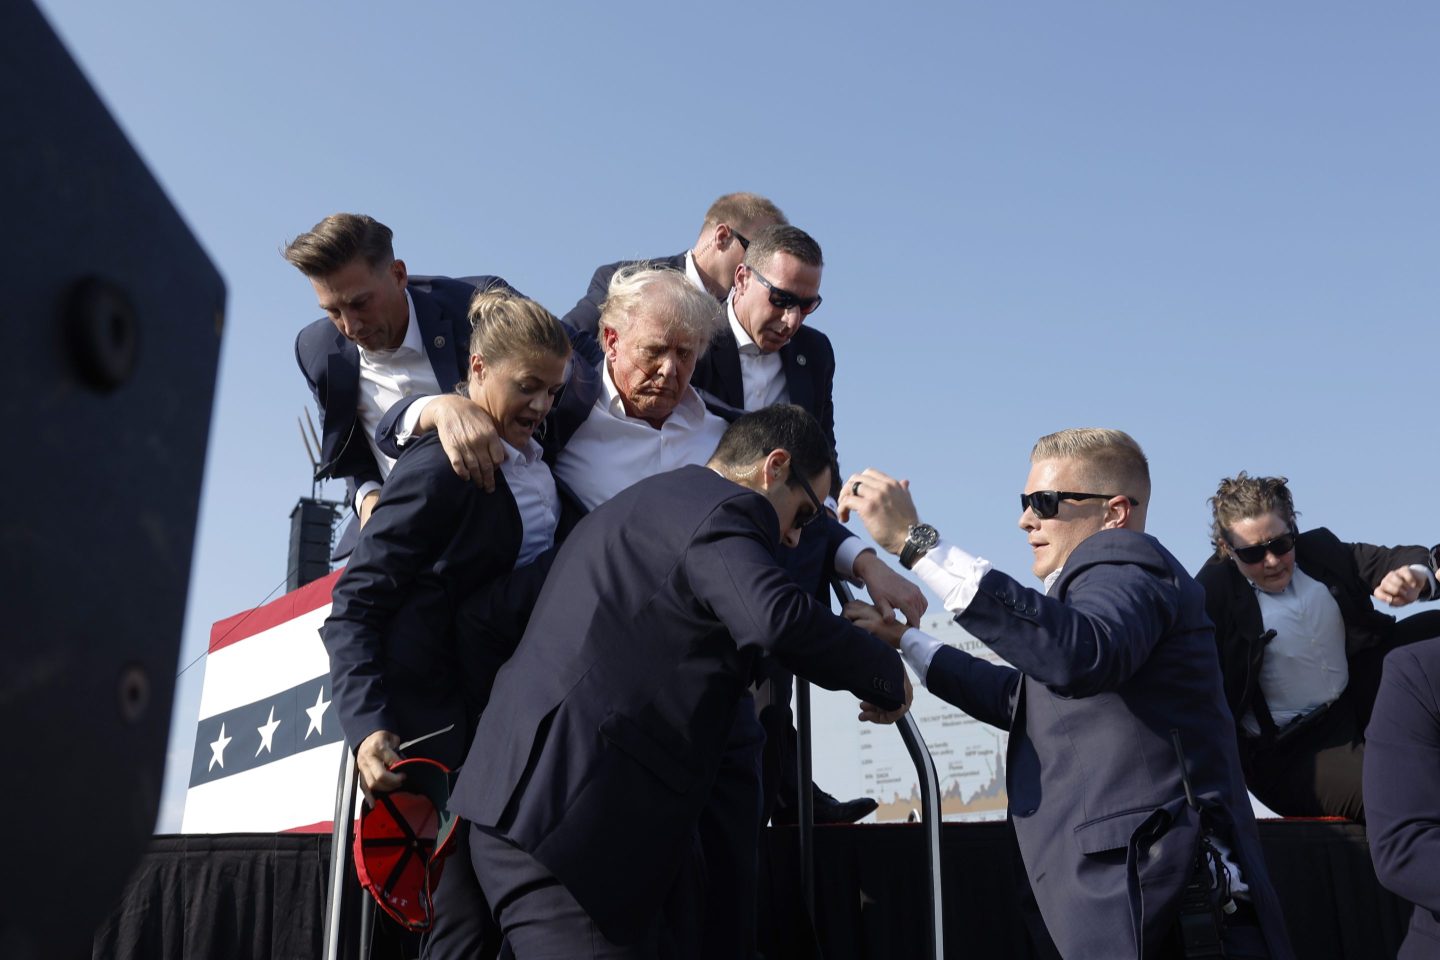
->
[352, 290, 441, 509]
[499, 437, 561, 569]
[1242, 567, 1349, 736]
[895, 540, 994, 682]
[726, 298, 788, 411]
[554, 363, 731, 512]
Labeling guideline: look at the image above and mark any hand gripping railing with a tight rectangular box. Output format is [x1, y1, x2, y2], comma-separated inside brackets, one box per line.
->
[790, 578, 943, 960]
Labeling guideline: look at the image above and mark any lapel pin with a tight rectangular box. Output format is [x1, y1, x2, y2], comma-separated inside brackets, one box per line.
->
[434, 335, 445, 349]
[796, 354, 807, 366]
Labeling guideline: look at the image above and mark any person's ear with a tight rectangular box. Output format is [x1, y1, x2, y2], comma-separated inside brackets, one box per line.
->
[1103, 494, 1133, 530]
[761, 448, 790, 491]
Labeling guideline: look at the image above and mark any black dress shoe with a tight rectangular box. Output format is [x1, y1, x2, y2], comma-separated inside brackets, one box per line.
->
[773, 786, 877, 825]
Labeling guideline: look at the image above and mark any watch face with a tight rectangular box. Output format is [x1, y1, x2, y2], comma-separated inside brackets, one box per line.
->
[912, 524, 939, 550]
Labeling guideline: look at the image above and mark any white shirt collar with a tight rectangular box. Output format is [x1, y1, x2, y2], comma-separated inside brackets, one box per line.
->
[500, 436, 545, 467]
[1044, 567, 1064, 595]
[726, 296, 763, 356]
[682, 250, 707, 294]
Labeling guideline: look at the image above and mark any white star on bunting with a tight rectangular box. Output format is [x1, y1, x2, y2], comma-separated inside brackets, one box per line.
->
[208, 723, 232, 771]
[256, 706, 281, 757]
[305, 686, 331, 740]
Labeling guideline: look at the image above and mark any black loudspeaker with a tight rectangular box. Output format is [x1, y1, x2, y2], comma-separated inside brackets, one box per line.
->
[0, 3, 225, 957]
[288, 498, 338, 591]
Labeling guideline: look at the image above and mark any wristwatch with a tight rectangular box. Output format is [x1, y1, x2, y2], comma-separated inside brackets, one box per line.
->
[899, 523, 939, 570]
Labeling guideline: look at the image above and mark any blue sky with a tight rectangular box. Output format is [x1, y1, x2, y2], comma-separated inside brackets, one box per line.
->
[35, 1, 1440, 831]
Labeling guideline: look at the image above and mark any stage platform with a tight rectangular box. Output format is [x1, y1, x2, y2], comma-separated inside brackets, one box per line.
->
[94, 821, 1412, 959]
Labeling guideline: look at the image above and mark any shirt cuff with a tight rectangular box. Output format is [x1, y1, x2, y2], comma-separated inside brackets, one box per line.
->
[911, 540, 992, 615]
[899, 627, 946, 685]
[1408, 563, 1438, 601]
[354, 480, 382, 514]
[833, 538, 866, 584]
[394, 395, 438, 447]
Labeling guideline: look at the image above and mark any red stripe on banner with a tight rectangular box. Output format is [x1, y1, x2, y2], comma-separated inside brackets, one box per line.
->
[208, 568, 345, 653]
[283, 820, 341, 835]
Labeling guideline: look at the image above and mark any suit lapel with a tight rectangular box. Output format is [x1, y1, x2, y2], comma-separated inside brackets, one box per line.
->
[707, 330, 745, 408]
[413, 287, 464, 392]
[543, 359, 605, 462]
[780, 342, 813, 414]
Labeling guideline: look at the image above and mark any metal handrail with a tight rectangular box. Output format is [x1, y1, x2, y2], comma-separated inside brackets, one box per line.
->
[322, 748, 357, 960]
[323, 750, 378, 960]
[804, 578, 942, 960]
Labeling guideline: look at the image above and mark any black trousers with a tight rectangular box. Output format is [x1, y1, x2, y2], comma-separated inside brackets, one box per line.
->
[469, 828, 702, 960]
[423, 820, 500, 960]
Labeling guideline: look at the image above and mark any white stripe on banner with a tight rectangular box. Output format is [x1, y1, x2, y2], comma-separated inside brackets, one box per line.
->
[181, 741, 349, 833]
[197, 605, 332, 720]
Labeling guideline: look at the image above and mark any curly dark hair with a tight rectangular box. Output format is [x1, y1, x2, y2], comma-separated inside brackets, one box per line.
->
[1208, 472, 1299, 559]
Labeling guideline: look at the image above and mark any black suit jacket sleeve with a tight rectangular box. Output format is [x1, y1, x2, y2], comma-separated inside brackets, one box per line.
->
[686, 495, 906, 710]
[1364, 641, 1440, 914]
[960, 538, 1181, 698]
[925, 645, 1021, 731]
[323, 452, 476, 745]
[1350, 539, 1433, 595]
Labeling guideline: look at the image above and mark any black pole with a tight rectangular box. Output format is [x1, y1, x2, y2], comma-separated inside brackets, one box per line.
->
[795, 677, 816, 922]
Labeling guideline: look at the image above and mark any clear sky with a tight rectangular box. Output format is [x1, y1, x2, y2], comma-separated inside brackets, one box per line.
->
[34, 1, 1440, 832]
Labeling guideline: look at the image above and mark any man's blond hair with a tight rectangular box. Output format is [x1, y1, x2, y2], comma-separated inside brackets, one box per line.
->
[700, 192, 786, 234]
[1031, 428, 1150, 504]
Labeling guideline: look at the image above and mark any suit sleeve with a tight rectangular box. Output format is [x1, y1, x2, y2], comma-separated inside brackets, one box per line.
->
[1348, 538, 1431, 592]
[959, 558, 1179, 698]
[685, 496, 906, 710]
[322, 452, 474, 748]
[1364, 644, 1440, 913]
[559, 264, 613, 336]
[373, 393, 432, 460]
[924, 644, 1021, 731]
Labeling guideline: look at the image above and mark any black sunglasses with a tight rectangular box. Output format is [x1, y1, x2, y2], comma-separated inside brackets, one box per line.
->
[1227, 531, 1297, 565]
[732, 230, 750, 250]
[747, 266, 822, 315]
[791, 471, 825, 530]
[1020, 490, 1139, 520]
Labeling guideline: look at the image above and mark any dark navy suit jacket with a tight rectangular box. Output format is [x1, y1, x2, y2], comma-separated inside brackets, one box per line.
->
[692, 325, 837, 465]
[925, 529, 1293, 960]
[448, 465, 906, 945]
[1365, 637, 1440, 960]
[559, 251, 688, 335]
[321, 432, 526, 770]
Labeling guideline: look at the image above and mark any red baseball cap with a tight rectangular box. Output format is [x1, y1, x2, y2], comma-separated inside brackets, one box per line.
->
[352, 757, 460, 931]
